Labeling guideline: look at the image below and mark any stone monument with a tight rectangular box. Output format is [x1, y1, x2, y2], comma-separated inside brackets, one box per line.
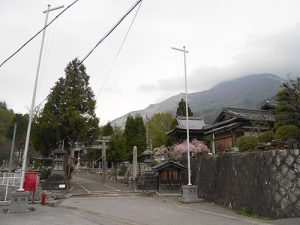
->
[42, 147, 68, 190]
[132, 146, 137, 179]
[9, 191, 30, 213]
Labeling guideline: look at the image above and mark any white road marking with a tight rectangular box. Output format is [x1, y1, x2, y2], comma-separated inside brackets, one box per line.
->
[76, 181, 91, 194]
[104, 184, 121, 191]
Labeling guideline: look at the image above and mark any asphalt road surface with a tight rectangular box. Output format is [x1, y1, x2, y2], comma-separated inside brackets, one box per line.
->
[1, 174, 299, 225]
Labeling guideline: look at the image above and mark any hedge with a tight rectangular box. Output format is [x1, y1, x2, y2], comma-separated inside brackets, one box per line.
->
[258, 131, 274, 143]
[237, 136, 258, 152]
[275, 125, 300, 140]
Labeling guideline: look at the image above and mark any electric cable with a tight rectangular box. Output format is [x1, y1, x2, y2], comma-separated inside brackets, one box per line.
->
[0, 0, 79, 68]
[79, 0, 143, 66]
[95, 0, 143, 100]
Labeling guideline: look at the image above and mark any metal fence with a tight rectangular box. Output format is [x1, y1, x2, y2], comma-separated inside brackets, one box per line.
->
[0, 173, 21, 202]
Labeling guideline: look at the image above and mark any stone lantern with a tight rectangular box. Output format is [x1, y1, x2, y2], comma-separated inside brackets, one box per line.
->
[43, 147, 68, 190]
[52, 148, 67, 175]
[143, 146, 153, 172]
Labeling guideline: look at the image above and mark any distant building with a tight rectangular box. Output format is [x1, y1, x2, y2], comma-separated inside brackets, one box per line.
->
[260, 100, 277, 111]
[204, 107, 275, 153]
[166, 116, 206, 141]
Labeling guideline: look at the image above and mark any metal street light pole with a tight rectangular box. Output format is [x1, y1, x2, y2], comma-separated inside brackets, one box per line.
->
[18, 4, 64, 191]
[171, 46, 192, 185]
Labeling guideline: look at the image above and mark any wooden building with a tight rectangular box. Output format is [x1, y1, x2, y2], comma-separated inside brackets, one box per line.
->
[166, 116, 206, 141]
[204, 107, 275, 153]
[152, 161, 186, 193]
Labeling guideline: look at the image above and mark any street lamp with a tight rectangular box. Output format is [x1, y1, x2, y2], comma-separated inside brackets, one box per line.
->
[19, 4, 64, 191]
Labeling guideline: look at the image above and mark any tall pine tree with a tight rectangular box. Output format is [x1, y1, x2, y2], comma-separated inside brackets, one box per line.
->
[176, 98, 193, 117]
[107, 126, 127, 165]
[103, 122, 114, 136]
[123, 115, 146, 162]
[32, 58, 99, 156]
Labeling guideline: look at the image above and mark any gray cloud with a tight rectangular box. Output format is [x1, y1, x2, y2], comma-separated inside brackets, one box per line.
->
[138, 23, 300, 97]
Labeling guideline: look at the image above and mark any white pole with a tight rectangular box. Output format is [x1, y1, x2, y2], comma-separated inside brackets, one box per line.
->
[212, 133, 216, 155]
[5, 178, 9, 202]
[18, 4, 64, 191]
[9, 123, 17, 172]
[171, 46, 191, 185]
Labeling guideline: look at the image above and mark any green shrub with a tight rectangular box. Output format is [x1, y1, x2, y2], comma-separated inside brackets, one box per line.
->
[237, 136, 258, 152]
[40, 168, 51, 180]
[275, 125, 300, 140]
[117, 164, 127, 176]
[258, 131, 274, 143]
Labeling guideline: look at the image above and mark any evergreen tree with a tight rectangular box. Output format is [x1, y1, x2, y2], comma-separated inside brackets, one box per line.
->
[107, 126, 127, 164]
[176, 98, 193, 117]
[103, 122, 114, 136]
[275, 78, 300, 129]
[0, 102, 14, 144]
[123, 114, 146, 161]
[7, 113, 29, 150]
[32, 58, 99, 156]
[0, 101, 7, 109]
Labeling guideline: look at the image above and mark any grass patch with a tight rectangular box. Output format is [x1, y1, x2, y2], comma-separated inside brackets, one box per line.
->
[237, 208, 271, 220]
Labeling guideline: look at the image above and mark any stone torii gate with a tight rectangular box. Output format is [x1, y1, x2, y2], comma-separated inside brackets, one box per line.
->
[98, 136, 111, 182]
[86, 136, 111, 181]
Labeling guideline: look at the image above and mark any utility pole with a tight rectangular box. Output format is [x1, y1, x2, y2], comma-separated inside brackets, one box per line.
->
[171, 46, 191, 185]
[172, 46, 201, 202]
[146, 115, 149, 147]
[19, 4, 64, 191]
[9, 123, 17, 172]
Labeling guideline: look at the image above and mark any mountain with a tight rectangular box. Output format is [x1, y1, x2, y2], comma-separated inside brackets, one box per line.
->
[112, 73, 284, 127]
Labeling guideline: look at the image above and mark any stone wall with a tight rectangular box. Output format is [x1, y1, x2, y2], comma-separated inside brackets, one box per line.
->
[191, 149, 300, 218]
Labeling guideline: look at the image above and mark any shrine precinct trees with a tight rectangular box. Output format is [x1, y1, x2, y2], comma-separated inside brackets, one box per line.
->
[123, 115, 146, 162]
[275, 77, 300, 129]
[107, 126, 127, 165]
[148, 112, 176, 148]
[32, 59, 99, 156]
[176, 98, 193, 117]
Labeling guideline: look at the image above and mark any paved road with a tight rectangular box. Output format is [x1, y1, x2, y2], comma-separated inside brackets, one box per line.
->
[70, 174, 132, 195]
[1, 195, 299, 225]
[1, 174, 299, 225]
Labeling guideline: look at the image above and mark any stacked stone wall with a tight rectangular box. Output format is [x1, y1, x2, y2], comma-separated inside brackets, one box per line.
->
[191, 149, 300, 218]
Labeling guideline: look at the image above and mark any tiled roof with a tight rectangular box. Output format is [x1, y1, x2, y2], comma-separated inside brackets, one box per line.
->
[260, 100, 278, 110]
[176, 116, 206, 130]
[204, 117, 238, 130]
[205, 121, 241, 135]
[152, 160, 187, 171]
[218, 107, 275, 122]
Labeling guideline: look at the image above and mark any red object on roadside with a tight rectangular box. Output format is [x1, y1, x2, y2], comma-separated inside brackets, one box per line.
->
[41, 192, 47, 206]
[24, 172, 38, 203]
[24, 172, 38, 191]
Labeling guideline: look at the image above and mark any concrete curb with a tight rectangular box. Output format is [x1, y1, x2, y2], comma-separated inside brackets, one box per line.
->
[45, 199, 64, 207]
[178, 197, 205, 204]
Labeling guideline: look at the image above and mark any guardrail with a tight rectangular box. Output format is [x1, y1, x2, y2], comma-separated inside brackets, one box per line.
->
[0, 173, 21, 202]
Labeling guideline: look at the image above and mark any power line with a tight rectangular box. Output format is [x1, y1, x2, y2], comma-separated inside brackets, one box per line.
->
[79, 0, 143, 66]
[0, 0, 79, 68]
[96, 0, 143, 100]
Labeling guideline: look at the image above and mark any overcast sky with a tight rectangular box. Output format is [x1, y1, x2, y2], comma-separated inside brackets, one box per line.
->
[1, 0, 300, 125]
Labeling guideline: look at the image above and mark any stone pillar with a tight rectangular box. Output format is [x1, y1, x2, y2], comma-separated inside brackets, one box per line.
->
[102, 140, 106, 182]
[132, 146, 137, 179]
[212, 133, 216, 155]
